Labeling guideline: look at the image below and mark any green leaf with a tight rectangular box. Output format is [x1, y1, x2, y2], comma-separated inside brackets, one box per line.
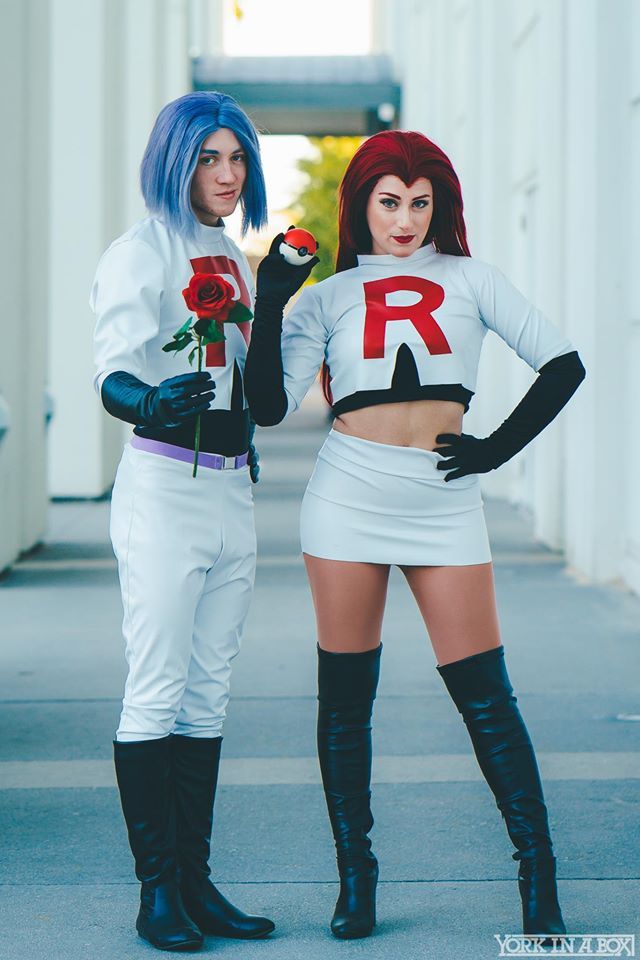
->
[201, 323, 226, 345]
[162, 332, 192, 354]
[174, 317, 193, 337]
[188, 346, 198, 366]
[226, 302, 253, 325]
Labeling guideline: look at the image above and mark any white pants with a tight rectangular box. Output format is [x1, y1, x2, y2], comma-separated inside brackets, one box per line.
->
[110, 442, 256, 741]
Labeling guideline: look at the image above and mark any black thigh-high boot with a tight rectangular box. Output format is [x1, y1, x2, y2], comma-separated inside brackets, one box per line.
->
[437, 646, 566, 938]
[113, 738, 203, 952]
[317, 644, 382, 939]
[171, 735, 275, 939]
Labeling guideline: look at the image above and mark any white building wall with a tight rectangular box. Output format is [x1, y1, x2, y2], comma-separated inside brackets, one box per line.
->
[0, 0, 200, 567]
[625, 2, 640, 594]
[47, 0, 115, 498]
[374, 0, 638, 592]
[47, 0, 193, 498]
[0, 0, 50, 571]
[188, 0, 225, 58]
[563, 0, 633, 586]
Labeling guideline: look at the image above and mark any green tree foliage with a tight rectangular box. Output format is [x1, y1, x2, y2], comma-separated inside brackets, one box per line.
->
[289, 136, 363, 282]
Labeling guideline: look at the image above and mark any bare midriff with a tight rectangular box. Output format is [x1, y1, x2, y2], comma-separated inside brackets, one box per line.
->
[332, 399, 465, 452]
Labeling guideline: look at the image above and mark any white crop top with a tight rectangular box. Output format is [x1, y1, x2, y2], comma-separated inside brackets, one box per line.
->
[280, 244, 574, 415]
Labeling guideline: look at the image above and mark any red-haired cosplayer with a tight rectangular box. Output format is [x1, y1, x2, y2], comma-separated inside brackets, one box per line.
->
[245, 131, 585, 941]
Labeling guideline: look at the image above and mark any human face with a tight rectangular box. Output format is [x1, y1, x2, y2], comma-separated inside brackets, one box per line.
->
[366, 175, 433, 257]
[190, 127, 247, 225]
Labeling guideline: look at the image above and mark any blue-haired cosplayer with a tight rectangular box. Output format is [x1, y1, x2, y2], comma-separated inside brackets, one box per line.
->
[90, 91, 296, 952]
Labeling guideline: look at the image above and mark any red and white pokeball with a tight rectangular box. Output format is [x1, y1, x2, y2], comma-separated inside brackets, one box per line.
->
[279, 228, 318, 266]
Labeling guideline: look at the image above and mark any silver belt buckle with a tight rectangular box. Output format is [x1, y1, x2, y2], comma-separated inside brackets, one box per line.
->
[222, 455, 236, 470]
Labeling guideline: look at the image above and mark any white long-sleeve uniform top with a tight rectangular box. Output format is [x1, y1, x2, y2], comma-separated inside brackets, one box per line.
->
[280, 244, 574, 415]
[91, 217, 255, 411]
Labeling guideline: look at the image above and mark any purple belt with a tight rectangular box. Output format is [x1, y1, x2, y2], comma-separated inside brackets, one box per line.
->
[131, 435, 249, 470]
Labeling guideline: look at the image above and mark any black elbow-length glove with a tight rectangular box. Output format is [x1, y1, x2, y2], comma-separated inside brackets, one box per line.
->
[435, 350, 586, 481]
[244, 232, 319, 426]
[100, 370, 215, 428]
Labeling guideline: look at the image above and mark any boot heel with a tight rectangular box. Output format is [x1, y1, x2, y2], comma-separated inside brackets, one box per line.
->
[136, 878, 203, 951]
[330, 861, 378, 940]
[519, 858, 566, 938]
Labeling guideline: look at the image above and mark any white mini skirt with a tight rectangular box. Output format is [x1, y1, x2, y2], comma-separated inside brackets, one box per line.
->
[300, 430, 491, 566]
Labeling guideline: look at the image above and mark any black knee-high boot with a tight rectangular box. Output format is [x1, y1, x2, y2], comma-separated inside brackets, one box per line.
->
[317, 644, 382, 939]
[171, 735, 275, 939]
[437, 646, 566, 937]
[113, 738, 203, 952]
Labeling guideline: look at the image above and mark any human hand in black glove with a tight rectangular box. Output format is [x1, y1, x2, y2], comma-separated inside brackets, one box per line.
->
[255, 230, 319, 310]
[155, 372, 215, 425]
[248, 418, 260, 484]
[434, 433, 500, 481]
[100, 370, 215, 428]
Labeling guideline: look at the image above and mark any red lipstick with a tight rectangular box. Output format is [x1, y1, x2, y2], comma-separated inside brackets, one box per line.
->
[392, 235, 415, 245]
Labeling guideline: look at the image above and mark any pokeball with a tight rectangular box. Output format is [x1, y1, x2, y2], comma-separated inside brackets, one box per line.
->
[279, 228, 318, 266]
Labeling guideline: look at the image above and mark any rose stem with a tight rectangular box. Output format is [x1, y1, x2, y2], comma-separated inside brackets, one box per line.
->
[192, 335, 202, 478]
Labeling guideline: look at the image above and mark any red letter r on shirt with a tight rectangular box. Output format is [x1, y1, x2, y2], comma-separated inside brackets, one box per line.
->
[362, 276, 451, 359]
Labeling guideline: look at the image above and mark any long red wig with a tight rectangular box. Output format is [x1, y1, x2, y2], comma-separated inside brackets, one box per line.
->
[322, 130, 470, 404]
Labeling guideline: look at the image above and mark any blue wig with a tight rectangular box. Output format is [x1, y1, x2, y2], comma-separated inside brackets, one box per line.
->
[140, 91, 267, 238]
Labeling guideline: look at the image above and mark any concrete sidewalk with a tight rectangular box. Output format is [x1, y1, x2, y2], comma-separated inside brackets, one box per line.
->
[1, 407, 639, 960]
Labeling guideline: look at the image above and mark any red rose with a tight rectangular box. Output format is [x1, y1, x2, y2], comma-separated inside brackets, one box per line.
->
[182, 273, 235, 320]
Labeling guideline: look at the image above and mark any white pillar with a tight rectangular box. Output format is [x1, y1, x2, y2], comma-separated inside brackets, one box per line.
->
[623, 1, 640, 593]
[0, 0, 50, 569]
[458, 1, 512, 506]
[48, 0, 118, 497]
[563, 0, 629, 581]
[48, 0, 191, 497]
[188, 0, 224, 58]
[528, 0, 567, 550]
[160, 0, 191, 103]
[482, 0, 569, 549]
